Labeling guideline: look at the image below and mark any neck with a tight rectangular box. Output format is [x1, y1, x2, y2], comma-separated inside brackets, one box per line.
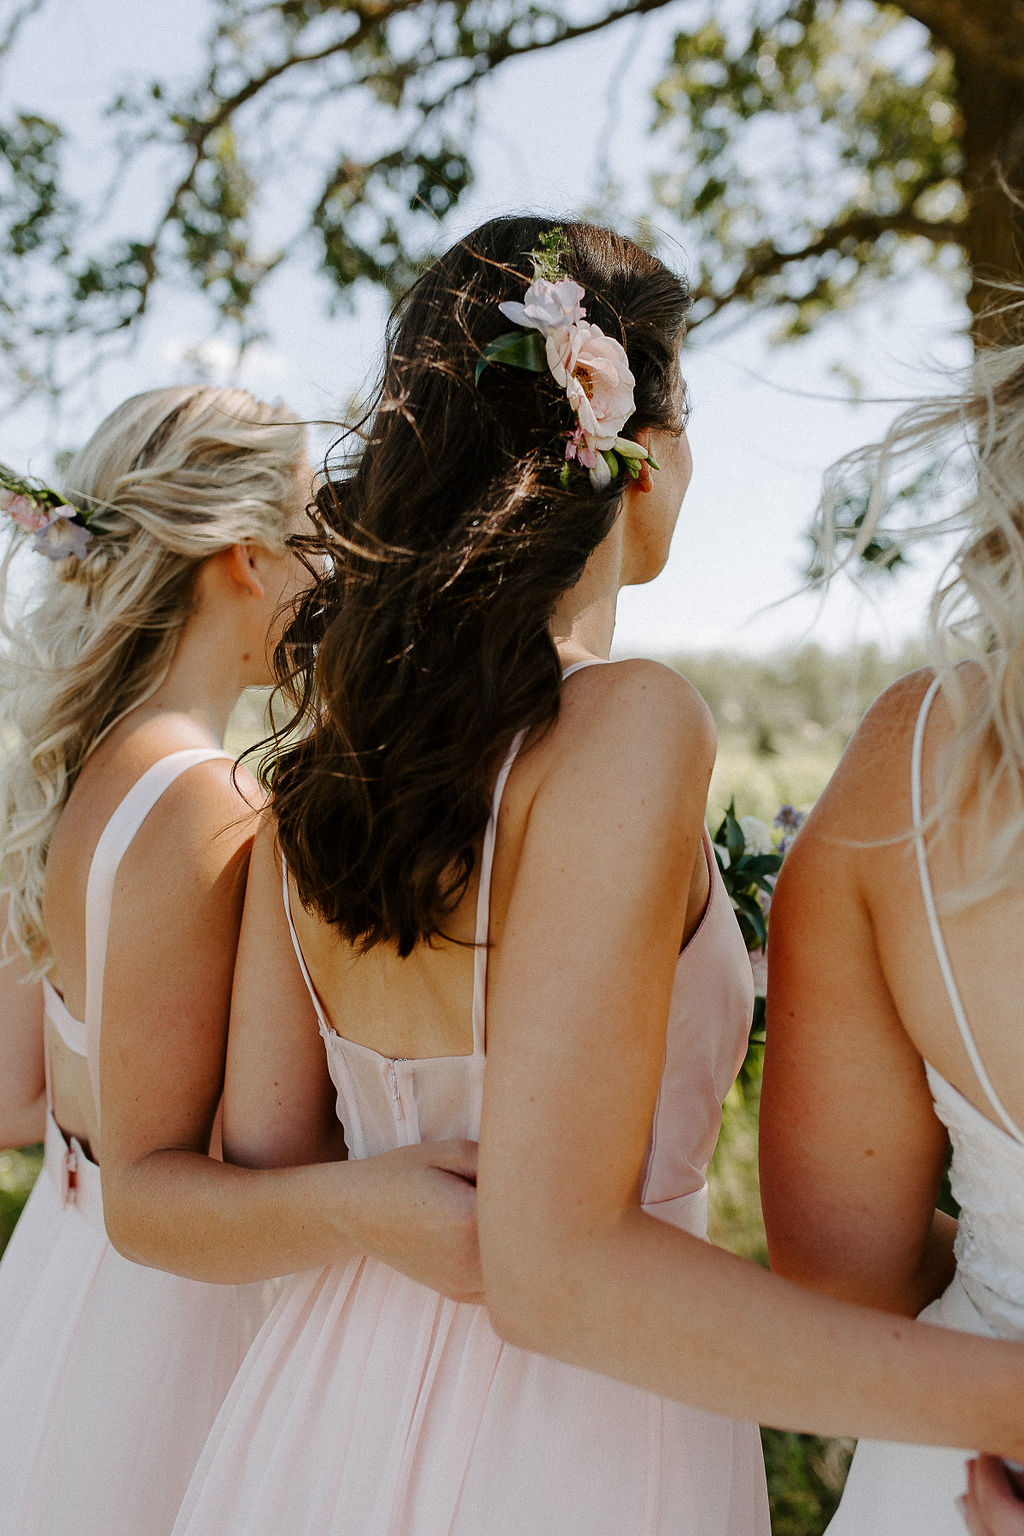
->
[550, 512, 623, 662]
[127, 604, 250, 748]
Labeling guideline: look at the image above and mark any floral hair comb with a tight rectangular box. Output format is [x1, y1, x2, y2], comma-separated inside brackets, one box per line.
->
[476, 228, 659, 492]
[0, 463, 95, 561]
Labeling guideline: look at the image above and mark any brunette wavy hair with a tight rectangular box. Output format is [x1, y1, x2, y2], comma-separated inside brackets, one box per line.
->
[267, 215, 690, 954]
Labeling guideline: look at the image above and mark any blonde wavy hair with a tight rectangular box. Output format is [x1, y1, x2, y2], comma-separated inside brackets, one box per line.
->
[0, 385, 306, 976]
[819, 313, 1024, 907]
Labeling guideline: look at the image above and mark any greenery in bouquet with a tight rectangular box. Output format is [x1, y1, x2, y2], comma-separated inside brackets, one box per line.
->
[711, 801, 805, 1090]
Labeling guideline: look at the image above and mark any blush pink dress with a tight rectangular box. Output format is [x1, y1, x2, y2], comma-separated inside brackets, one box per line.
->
[0, 752, 276, 1536]
[174, 667, 770, 1536]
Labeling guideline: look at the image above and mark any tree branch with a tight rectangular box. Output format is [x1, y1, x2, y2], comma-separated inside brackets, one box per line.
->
[892, 0, 1024, 86]
[416, 0, 680, 111]
[692, 207, 964, 323]
[0, 0, 46, 62]
[196, 1, 423, 141]
[122, 0, 682, 328]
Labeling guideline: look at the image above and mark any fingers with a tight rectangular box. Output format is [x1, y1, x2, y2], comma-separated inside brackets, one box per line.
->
[961, 1459, 987, 1536]
[961, 1456, 1024, 1536]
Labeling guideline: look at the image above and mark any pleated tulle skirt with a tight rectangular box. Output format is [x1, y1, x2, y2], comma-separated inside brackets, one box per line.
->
[0, 1114, 275, 1536]
[174, 1251, 769, 1536]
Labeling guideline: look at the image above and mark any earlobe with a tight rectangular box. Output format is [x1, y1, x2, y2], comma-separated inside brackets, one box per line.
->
[225, 542, 266, 600]
[624, 429, 654, 494]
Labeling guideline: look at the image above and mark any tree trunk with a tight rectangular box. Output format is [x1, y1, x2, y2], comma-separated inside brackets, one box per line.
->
[956, 57, 1024, 345]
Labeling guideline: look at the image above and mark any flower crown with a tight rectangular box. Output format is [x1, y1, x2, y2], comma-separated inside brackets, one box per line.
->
[0, 463, 95, 561]
[476, 228, 659, 492]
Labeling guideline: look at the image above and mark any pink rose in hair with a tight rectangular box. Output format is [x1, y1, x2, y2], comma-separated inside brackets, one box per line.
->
[551, 322, 636, 451]
[498, 278, 585, 339]
[3, 492, 51, 533]
[489, 261, 649, 492]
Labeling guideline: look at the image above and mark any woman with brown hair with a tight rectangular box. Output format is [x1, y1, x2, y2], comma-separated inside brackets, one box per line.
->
[172, 218, 1024, 1536]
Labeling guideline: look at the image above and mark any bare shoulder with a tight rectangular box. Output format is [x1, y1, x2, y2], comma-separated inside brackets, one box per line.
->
[548, 657, 715, 769]
[802, 668, 936, 845]
[507, 658, 715, 848]
[122, 754, 264, 876]
[843, 668, 935, 764]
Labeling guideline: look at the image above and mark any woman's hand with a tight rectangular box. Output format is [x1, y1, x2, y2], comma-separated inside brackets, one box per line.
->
[962, 1458, 1024, 1536]
[347, 1138, 481, 1302]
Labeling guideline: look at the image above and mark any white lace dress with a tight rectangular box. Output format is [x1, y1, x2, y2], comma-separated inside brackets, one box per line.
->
[825, 676, 1024, 1535]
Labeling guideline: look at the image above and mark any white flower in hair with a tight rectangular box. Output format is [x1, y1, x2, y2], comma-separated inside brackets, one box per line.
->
[498, 278, 586, 339]
[497, 279, 637, 484]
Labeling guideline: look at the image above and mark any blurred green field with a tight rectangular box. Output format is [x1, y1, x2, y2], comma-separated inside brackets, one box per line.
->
[684, 639, 926, 827]
[2, 642, 925, 1533]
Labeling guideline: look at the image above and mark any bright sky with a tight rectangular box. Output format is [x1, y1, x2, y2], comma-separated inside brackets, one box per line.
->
[1, 0, 970, 659]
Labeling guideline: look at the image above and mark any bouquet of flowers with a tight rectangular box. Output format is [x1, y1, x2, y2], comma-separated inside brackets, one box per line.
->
[711, 801, 805, 1086]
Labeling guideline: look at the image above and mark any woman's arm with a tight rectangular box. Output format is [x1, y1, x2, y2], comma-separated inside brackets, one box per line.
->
[100, 782, 480, 1298]
[0, 897, 46, 1148]
[219, 813, 480, 1296]
[478, 661, 1024, 1460]
[760, 678, 956, 1317]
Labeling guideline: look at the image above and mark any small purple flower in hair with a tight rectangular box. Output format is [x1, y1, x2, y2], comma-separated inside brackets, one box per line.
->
[30, 507, 93, 562]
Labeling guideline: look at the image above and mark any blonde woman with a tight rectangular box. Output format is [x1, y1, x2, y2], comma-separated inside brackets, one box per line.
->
[0, 387, 479, 1536]
[761, 330, 1024, 1533]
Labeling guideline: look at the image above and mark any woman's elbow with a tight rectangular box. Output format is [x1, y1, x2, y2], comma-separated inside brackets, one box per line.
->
[766, 1235, 916, 1314]
[485, 1283, 543, 1352]
[100, 1168, 153, 1266]
[765, 1228, 846, 1294]
[481, 1239, 576, 1355]
[100, 1193, 135, 1262]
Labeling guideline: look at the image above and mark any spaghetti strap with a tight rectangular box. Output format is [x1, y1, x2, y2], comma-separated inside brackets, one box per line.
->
[469, 656, 611, 1054]
[280, 857, 330, 1033]
[911, 676, 1024, 1147]
[471, 729, 527, 1054]
[83, 748, 234, 1117]
[561, 657, 610, 681]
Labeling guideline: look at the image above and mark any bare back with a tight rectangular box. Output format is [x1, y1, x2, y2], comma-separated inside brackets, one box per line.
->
[286, 660, 712, 1063]
[847, 673, 1024, 1136]
[42, 719, 245, 1157]
[762, 667, 1024, 1322]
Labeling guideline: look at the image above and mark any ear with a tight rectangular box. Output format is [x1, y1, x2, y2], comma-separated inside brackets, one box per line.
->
[223, 541, 266, 600]
[619, 429, 654, 497]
